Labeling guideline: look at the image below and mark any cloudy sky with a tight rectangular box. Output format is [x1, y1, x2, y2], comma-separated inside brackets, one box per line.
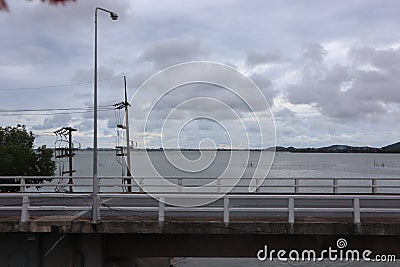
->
[0, 0, 399, 148]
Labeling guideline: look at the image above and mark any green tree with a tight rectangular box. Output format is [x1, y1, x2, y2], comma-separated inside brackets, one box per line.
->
[0, 125, 56, 192]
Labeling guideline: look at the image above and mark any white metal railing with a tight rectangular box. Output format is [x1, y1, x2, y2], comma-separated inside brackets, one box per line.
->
[1, 192, 400, 224]
[0, 176, 399, 223]
[0, 176, 399, 194]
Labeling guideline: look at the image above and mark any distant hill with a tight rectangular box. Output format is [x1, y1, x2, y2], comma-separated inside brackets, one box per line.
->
[319, 145, 351, 152]
[80, 142, 400, 153]
[381, 142, 400, 153]
[318, 145, 381, 153]
[269, 142, 400, 153]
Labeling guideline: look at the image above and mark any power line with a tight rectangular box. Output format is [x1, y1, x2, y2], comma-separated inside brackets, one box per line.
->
[0, 110, 114, 116]
[0, 105, 114, 113]
[0, 76, 121, 92]
[0, 106, 115, 115]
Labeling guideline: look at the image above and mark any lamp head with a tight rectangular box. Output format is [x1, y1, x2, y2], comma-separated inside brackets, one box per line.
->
[110, 12, 118, 20]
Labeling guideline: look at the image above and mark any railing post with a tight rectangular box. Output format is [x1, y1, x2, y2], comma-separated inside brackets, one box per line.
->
[256, 178, 260, 193]
[19, 176, 25, 192]
[139, 178, 144, 193]
[92, 176, 101, 223]
[158, 197, 165, 223]
[21, 196, 30, 222]
[372, 178, 377, 194]
[288, 197, 294, 223]
[178, 178, 183, 193]
[224, 197, 229, 223]
[333, 178, 338, 194]
[353, 198, 360, 224]
[20, 177, 29, 222]
[294, 178, 299, 193]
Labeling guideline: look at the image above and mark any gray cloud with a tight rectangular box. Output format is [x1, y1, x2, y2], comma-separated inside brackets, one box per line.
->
[274, 108, 296, 119]
[137, 37, 208, 68]
[301, 43, 327, 63]
[33, 114, 72, 130]
[245, 50, 283, 66]
[74, 119, 93, 132]
[285, 44, 400, 121]
[1, 0, 400, 148]
[249, 73, 275, 106]
[348, 46, 400, 103]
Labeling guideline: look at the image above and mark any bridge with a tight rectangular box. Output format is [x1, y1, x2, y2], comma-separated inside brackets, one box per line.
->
[0, 176, 399, 266]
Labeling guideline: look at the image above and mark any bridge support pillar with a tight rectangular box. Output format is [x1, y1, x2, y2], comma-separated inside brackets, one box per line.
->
[80, 234, 103, 267]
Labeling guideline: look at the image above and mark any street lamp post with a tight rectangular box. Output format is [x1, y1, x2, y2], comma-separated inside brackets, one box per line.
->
[93, 7, 118, 224]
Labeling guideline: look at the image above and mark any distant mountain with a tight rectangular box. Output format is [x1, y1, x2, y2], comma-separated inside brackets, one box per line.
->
[381, 142, 400, 153]
[81, 142, 400, 153]
[318, 145, 381, 153]
[319, 145, 351, 151]
[269, 142, 399, 153]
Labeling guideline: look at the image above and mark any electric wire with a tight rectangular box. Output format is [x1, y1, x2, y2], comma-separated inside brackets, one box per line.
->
[0, 106, 115, 116]
[0, 104, 114, 113]
[0, 76, 121, 92]
[100, 198, 155, 221]
[0, 110, 114, 116]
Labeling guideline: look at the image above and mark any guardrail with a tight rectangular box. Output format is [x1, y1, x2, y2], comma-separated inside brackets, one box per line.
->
[0, 176, 399, 194]
[1, 192, 400, 224]
[0, 176, 399, 224]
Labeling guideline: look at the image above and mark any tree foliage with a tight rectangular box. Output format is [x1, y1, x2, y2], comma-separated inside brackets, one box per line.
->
[0, 125, 56, 192]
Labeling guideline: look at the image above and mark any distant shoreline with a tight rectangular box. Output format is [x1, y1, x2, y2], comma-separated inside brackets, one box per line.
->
[76, 141, 400, 154]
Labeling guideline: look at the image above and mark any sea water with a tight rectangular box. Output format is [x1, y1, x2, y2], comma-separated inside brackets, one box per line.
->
[56, 150, 400, 266]
[52, 150, 400, 193]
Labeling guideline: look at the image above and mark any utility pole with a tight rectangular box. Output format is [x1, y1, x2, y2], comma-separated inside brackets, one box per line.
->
[54, 127, 77, 192]
[114, 76, 132, 192]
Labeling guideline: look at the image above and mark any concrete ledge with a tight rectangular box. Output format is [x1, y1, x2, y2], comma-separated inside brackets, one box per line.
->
[1, 219, 400, 236]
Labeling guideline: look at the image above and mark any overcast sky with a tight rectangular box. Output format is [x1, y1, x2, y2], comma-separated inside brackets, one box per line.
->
[0, 0, 399, 148]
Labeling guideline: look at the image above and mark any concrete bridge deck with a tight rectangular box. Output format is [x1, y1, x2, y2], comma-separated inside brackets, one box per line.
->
[0, 176, 399, 266]
[1, 217, 400, 266]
